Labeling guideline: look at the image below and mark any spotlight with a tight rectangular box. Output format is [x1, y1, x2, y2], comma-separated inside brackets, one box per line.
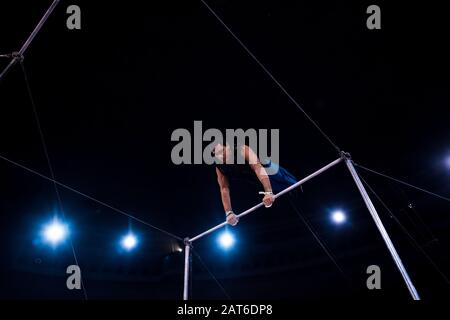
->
[331, 210, 346, 224]
[445, 155, 450, 169]
[121, 233, 138, 251]
[218, 231, 235, 249]
[42, 218, 68, 246]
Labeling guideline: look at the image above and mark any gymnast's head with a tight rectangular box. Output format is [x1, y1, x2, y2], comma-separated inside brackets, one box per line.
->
[213, 143, 232, 164]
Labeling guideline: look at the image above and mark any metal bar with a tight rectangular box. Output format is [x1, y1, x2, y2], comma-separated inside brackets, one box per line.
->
[0, 59, 17, 82]
[183, 242, 191, 300]
[190, 157, 343, 243]
[19, 0, 61, 56]
[345, 158, 420, 300]
[0, 0, 61, 82]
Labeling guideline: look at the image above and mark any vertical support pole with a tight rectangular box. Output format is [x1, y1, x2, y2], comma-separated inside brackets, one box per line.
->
[0, 0, 61, 82]
[344, 155, 420, 300]
[183, 238, 191, 300]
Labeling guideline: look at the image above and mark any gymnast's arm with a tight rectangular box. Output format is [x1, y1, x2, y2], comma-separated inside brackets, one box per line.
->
[216, 167, 238, 225]
[242, 145, 275, 207]
[216, 167, 232, 212]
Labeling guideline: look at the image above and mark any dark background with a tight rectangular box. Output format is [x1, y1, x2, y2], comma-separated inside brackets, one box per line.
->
[0, 0, 449, 300]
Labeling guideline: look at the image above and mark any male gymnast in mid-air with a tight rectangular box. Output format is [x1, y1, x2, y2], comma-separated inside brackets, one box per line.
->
[213, 142, 297, 226]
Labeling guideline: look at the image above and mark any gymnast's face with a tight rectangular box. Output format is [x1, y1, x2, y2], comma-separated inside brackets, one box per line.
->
[214, 143, 231, 163]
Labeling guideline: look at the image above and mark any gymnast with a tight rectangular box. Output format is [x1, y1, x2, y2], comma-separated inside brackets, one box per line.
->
[213, 142, 297, 226]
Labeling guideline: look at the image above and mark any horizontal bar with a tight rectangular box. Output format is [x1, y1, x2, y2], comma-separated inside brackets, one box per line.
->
[190, 157, 343, 242]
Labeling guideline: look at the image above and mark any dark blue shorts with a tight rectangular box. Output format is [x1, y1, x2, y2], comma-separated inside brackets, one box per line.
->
[265, 162, 298, 194]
